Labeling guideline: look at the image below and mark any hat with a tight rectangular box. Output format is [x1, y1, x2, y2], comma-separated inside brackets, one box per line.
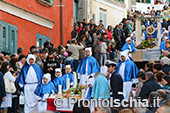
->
[126, 37, 131, 42]
[63, 52, 68, 57]
[164, 36, 169, 40]
[164, 30, 168, 34]
[105, 60, 117, 67]
[1, 51, 10, 56]
[55, 68, 61, 73]
[32, 50, 40, 53]
[66, 65, 71, 68]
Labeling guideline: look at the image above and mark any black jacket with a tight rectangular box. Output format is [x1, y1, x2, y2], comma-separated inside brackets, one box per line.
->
[43, 60, 60, 80]
[139, 79, 162, 99]
[110, 71, 124, 101]
[0, 71, 6, 105]
[162, 64, 170, 75]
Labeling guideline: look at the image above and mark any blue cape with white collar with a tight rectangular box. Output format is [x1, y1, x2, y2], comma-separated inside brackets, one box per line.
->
[34, 81, 56, 97]
[121, 43, 136, 53]
[116, 60, 139, 82]
[17, 64, 44, 85]
[52, 76, 66, 92]
[76, 56, 100, 75]
[160, 41, 166, 51]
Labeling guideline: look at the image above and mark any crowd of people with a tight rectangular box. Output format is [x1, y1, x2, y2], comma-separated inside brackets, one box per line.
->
[2, 5, 170, 113]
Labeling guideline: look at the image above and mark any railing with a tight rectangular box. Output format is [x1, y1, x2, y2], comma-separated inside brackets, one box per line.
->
[37, 0, 53, 7]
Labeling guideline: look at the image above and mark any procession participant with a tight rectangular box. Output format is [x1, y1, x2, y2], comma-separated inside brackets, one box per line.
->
[117, 51, 139, 99]
[76, 47, 100, 85]
[91, 72, 110, 99]
[52, 68, 66, 92]
[34, 73, 56, 113]
[121, 37, 136, 58]
[62, 65, 74, 87]
[106, 60, 124, 101]
[17, 54, 44, 113]
[160, 36, 169, 52]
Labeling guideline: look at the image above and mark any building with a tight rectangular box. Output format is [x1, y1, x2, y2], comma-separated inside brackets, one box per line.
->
[0, 0, 73, 54]
[132, 0, 167, 13]
[78, 0, 127, 28]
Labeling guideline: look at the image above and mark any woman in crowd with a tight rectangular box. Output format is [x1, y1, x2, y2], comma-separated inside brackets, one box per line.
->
[0, 62, 17, 113]
[78, 35, 87, 60]
[105, 25, 113, 40]
[161, 75, 170, 90]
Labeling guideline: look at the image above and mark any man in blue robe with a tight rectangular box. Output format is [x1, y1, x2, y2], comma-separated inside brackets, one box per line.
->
[34, 73, 56, 113]
[17, 54, 44, 113]
[91, 72, 110, 99]
[76, 47, 100, 85]
[117, 51, 139, 99]
[53, 68, 66, 92]
[122, 37, 136, 58]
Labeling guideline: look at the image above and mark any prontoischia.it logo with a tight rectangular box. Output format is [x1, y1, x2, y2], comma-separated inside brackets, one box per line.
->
[54, 97, 160, 108]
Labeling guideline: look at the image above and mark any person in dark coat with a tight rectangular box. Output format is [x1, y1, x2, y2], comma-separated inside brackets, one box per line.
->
[71, 24, 79, 40]
[114, 25, 121, 50]
[139, 71, 162, 99]
[123, 19, 130, 38]
[106, 60, 124, 101]
[161, 19, 169, 30]
[0, 60, 6, 106]
[161, 57, 170, 75]
[43, 52, 61, 80]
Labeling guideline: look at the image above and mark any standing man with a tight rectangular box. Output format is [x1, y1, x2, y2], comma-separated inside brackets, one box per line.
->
[43, 52, 61, 80]
[123, 19, 130, 38]
[76, 47, 100, 85]
[0, 61, 6, 107]
[68, 39, 84, 71]
[17, 54, 44, 113]
[106, 60, 124, 101]
[117, 51, 139, 99]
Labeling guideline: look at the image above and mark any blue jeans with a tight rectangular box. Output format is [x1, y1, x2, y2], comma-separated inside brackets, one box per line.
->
[100, 53, 107, 66]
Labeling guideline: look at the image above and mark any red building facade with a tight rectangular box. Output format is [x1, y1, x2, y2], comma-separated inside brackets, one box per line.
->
[0, 0, 73, 54]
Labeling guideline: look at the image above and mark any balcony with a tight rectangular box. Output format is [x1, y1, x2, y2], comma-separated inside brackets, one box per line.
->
[37, 0, 53, 7]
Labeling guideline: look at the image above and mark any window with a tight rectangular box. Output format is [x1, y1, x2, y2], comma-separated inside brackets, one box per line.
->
[92, 13, 95, 23]
[36, 33, 51, 49]
[99, 10, 107, 29]
[0, 20, 18, 54]
[37, 0, 53, 7]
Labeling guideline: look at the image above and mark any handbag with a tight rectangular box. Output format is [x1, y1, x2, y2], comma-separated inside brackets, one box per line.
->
[4, 74, 16, 93]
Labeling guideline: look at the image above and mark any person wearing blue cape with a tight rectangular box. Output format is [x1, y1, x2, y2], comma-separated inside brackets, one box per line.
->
[91, 72, 110, 99]
[17, 54, 44, 113]
[160, 36, 169, 53]
[76, 47, 100, 85]
[116, 51, 139, 99]
[53, 68, 66, 92]
[121, 37, 136, 58]
[34, 73, 56, 113]
[62, 65, 74, 87]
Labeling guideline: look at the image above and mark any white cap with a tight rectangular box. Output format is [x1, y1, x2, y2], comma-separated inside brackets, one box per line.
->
[106, 60, 117, 66]
[43, 73, 51, 84]
[66, 65, 71, 68]
[164, 30, 168, 34]
[55, 68, 61, 73]
[164, 36, 169, 40]
[85, 47, 92, 56]
[101, 66, 107, 76]
[126, 37, 131, 42]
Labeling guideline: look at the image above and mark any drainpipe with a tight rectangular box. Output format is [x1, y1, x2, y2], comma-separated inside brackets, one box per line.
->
[60, 0, 63, 45]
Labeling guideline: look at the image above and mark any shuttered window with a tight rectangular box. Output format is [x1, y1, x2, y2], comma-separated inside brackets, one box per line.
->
[36, 33, 51, 49]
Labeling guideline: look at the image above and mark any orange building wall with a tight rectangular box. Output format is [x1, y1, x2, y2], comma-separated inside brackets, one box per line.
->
[0, 0, 73, 54]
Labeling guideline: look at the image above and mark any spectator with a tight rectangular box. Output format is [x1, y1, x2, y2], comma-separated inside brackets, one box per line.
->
[139, 71, 162, 99]
[100, 38, 107, 66]
[71, 24, 79, 40]
[161, 75, 170, 90]
[105, 25, 113, 40]
[155, 71, 165, 87]
[148, 92, 160, 112]
[160, 57, 170, 75]
[78, 35, 87, 60]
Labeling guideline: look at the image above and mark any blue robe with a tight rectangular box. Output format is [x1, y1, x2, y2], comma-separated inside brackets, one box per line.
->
[122, 43, 136, 53]
[116, 60, 139, 82]
[34, 81, 56, 98]
[62, 73, 74, 83]
[52, 76, 66, 92]
[160, 41, 166, 51]
[76, 56, 100, 75]
[91, 74, 110, 99]
[17, 64, 44, 93]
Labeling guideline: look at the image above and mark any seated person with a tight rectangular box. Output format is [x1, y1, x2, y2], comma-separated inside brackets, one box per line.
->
[34, 73, 56, 113]
[62, 65, 74, 87]
[53, 68, 66, 92]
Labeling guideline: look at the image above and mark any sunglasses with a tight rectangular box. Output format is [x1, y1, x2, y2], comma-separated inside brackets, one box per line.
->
[49, 57, 53, 59]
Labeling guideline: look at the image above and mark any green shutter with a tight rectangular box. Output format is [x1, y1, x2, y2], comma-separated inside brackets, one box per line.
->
[145, 0, 150, 3]
[92, 13, 95, 23]
[36, 33, 51, 49]
[0, 20, 17, 53]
